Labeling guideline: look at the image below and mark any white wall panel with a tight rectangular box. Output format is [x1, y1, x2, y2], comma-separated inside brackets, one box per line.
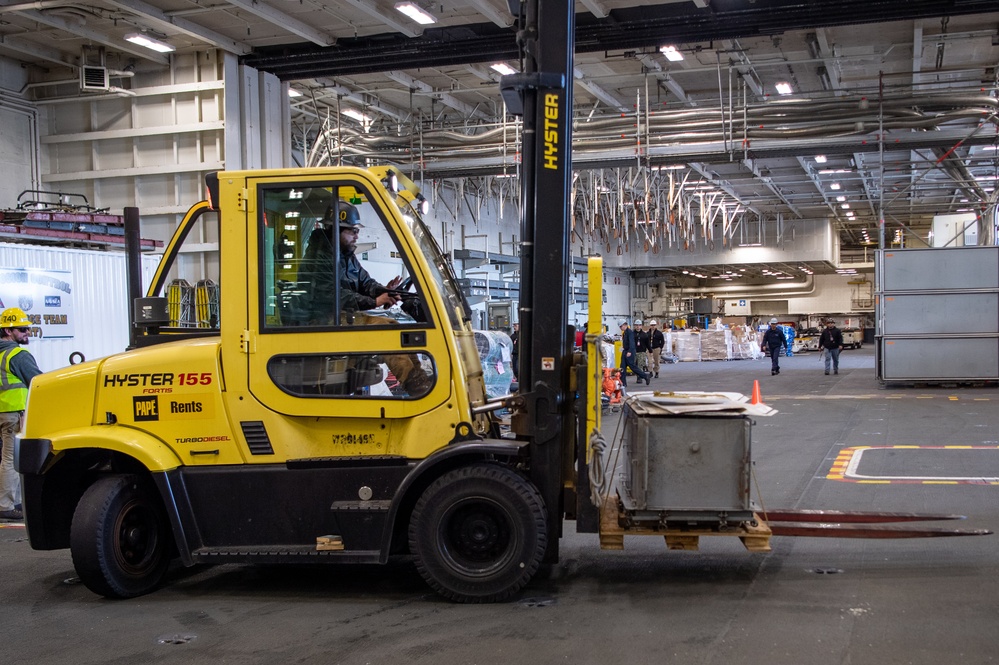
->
[0, 105, 36, 206]
[0, 243, 159, 373]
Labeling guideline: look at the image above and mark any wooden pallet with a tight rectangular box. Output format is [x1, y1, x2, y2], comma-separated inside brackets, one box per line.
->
[598, 496, 772, 552]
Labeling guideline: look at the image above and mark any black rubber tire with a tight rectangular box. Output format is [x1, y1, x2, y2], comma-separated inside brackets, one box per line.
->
[70, 475, 172, 599]
[408, 464, 547, 603]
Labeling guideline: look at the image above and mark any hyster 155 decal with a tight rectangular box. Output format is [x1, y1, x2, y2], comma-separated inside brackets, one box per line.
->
[105, 372, 213, 388]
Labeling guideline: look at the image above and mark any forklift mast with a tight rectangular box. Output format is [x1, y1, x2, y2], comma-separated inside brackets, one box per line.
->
[503, 0, 575, 563]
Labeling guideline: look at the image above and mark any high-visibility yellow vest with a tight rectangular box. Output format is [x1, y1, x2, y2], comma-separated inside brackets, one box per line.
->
[0, 346, 28, 412]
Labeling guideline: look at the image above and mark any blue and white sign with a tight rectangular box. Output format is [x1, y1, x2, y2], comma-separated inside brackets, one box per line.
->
[727, 299, 751, 315]
[0, 267, 75, 339]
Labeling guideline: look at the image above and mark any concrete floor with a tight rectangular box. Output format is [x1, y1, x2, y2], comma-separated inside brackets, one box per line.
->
[3, 347, 998, 665]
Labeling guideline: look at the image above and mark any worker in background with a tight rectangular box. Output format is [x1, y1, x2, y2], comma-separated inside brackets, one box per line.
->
[819, 319, 844, 375]
[648, 319, 665, 379]
[602, 367, 624, 405]
[618, 320, 650, 387]
[0, 307, 42, 521]
[760, 317, 788, 376]
[599, 324, 616, 369]
[633, 319, 650, 376]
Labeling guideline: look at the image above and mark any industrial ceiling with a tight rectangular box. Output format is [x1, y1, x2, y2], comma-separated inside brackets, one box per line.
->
[2, 0, 998, 268]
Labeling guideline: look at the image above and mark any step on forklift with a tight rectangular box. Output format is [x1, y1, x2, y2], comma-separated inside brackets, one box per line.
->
[15, 0, 988, 603]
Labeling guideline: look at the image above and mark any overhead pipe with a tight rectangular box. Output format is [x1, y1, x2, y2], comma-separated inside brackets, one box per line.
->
[33, 88, 139, 105]
[655, 274, 816, 298]
[305, 92, 999, 164]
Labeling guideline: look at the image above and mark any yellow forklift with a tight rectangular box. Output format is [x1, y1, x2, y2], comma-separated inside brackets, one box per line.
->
[15, 0, 987, 603]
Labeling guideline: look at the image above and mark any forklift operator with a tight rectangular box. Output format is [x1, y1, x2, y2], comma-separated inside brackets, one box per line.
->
[303, 201, 432, 396]
[336, 203, 404, 313]
[302, 202, 407, 324]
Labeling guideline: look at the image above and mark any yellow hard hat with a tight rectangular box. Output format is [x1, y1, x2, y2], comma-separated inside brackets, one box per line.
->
[0, 307, 31, 328]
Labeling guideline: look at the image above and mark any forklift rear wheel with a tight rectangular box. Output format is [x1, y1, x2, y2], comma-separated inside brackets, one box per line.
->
[70, 474, 172, 599]
[409, 463, 547, 603]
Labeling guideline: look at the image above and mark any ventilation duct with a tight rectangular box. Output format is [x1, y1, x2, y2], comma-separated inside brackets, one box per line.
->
[79, 45, 109, 92]
[80, 66, 109, 92]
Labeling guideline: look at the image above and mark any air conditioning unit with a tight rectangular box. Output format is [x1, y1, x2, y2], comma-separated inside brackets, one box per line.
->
[80, 65, 109, 92]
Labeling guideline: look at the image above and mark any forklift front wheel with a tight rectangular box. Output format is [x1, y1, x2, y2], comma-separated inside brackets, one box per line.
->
[70, 474, 173, 599]
[409, 463, 547, 603]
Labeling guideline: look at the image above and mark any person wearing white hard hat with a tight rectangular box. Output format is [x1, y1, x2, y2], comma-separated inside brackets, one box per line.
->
[648, 320, 665, 378]
[760, 318, 788, 376]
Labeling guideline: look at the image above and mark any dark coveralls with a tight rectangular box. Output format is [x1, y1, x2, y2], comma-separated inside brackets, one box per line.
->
[761, 326, 788, 375]
[619, 326, 650, 386]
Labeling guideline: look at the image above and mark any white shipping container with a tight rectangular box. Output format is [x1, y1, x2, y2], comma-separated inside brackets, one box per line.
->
[0, 243, 160, 373]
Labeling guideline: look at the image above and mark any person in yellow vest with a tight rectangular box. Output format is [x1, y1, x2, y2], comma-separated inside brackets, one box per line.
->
[0, 307, 41, 521]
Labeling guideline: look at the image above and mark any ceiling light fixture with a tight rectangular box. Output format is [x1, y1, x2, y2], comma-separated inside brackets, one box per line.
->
[394, 2, 437, 24]
[124, 33, 175, 53]
[490, 63, 517, 76]
[775, 81, 793, 95]
[660, 45, 684, 62]
[830, 183, 841, 190]
[288, 88, 303, 98]
[836, 196, 846, 202]
[342, 108, 372, 124]
[814, 155, 827, 164]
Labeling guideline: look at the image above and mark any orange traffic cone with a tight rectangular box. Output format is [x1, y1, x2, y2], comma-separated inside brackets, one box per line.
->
[750, 380, 763, 405]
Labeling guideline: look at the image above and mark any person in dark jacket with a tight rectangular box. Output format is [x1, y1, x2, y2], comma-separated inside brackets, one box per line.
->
[618, 320, 650, 387]
[760, 317, 788, 375]
[819, 319, 844, 375]
[303, 202, 430, 396]
[648, 319, 665, 378]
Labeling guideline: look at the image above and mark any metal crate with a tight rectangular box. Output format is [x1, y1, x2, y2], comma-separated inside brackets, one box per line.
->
[618, 394, 756, 523]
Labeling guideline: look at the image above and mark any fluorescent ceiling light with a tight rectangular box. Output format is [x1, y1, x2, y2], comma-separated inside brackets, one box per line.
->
[819, 168, 852, 174]
[660, 45, 684, 62]
[836, 196, 846, 202]
[342, 108, 372, 124]
[124, 33, 175, 53]
[775, 81, 793, 95]
[395, 2, 437, 24]
[288, 88, 303, 98]
[814, 155, 827, 163]
[841, 203, 850, 209]
[490, 63, 517, 76]
[830, 183, 841, 190]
